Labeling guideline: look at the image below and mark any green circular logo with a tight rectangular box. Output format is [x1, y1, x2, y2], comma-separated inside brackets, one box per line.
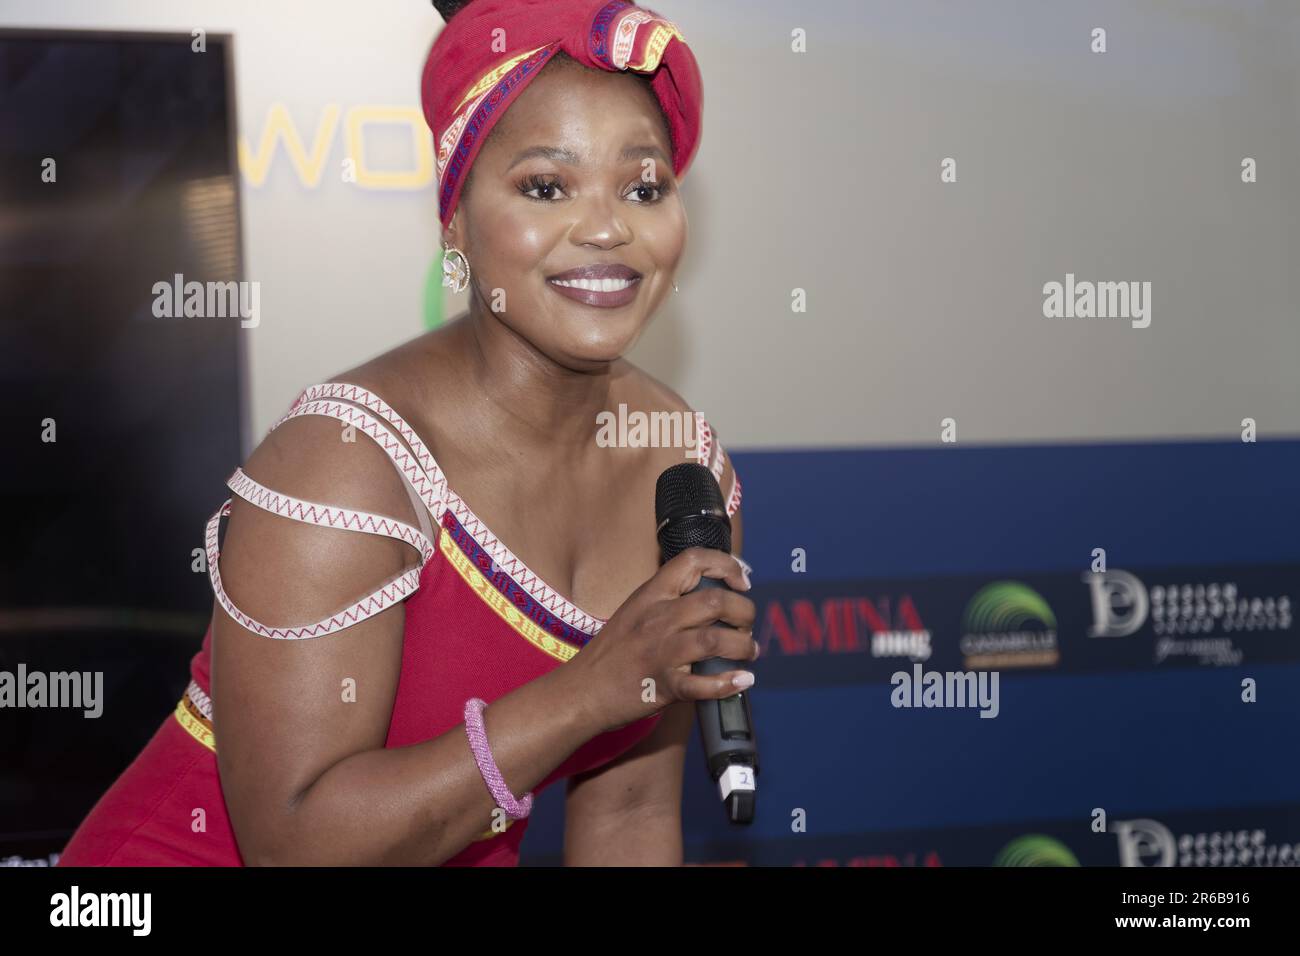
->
[993, 835, 1080, 867]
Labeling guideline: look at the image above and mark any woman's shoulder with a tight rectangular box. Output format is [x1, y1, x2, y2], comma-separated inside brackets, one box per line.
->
[238, 334, 459, 533]
[326, 325, 457, 412]
[209, 348, 447, 643]
[271, 324, 461, 454]
[612, 361, 743, 517]
[611, 359, 695, 417]
[244, 393, 417, 525]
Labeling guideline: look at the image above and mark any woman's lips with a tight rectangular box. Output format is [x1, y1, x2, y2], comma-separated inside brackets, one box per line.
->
[546, 275, 642, 308]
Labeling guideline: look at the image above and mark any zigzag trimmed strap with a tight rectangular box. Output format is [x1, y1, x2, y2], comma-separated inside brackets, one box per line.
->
[694, 412, 713, 472]
[299, 382, 606, 638]
[205, 392, 447, 640]
[287, 383, 450, 516]
[692, 413, 741, 518]
[187, 679, 213, 720]
[278, 383, 743, 634]
[205, 500, 423, 640]
[726, 469, 743, 517]
[271, 396, 450, 521]
[226, 467, 435, 566]
[448, 502, 606, 636]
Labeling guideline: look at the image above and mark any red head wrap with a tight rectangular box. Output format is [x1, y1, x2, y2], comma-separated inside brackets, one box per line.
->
[421, 0, 703, 230]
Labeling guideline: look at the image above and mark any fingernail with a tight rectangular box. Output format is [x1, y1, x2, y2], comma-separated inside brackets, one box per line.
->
[735, 557, 752, 589]
[732, 671, 755, 689]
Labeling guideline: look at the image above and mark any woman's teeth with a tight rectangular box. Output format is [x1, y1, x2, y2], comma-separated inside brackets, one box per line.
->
[549, 277, 637, 291]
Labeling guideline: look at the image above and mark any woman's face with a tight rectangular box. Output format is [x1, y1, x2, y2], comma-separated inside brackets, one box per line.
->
[448, 59, 687, 371]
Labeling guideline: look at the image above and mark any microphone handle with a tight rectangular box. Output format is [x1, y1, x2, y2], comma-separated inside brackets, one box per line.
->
[689, 575, 759, 824]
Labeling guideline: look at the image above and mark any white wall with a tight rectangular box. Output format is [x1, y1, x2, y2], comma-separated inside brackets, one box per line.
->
[5, 0, 1298, 449]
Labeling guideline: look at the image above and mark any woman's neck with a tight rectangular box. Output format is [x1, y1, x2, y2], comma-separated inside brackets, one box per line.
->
[461, 304, 621, 457]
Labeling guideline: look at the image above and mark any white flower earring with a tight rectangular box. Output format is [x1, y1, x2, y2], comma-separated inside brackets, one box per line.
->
[442, 241, 470, 293]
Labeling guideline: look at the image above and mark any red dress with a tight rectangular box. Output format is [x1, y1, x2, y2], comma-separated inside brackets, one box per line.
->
[57, 381, 742, 866]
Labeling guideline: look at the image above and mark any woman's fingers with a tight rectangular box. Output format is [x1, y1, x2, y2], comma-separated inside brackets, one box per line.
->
[654, 547, 751, 598]
[667, 625, 759, 670]
[670, 668, 756, 701]
[670, 586, 756, 631]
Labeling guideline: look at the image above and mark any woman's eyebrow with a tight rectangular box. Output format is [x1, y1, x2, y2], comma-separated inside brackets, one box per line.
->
[619, 144, 670, 167]
[505, 143, 669, 171]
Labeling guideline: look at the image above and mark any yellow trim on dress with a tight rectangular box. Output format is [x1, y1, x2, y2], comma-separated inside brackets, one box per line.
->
[175, 694, 216, 752]
[438, 525, 579, 664]
[171, 527, 545, 844]
[477, 816, 517, 841]
[172, 657, 511, 843]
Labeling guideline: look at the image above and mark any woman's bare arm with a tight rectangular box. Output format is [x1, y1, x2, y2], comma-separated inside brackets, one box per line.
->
[563, 489, 749, 865]
[562, 699, 694, 865]
[211, 415, 603, 866]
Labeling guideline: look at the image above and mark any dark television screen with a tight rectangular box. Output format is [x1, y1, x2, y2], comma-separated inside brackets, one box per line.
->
[0, 29, 244, 862]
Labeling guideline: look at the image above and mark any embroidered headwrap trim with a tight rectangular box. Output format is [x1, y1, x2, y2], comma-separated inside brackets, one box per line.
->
[420, 0, 703, 230]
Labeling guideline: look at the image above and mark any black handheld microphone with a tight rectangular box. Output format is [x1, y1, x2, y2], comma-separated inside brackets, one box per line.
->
[655, 462, 759, 824]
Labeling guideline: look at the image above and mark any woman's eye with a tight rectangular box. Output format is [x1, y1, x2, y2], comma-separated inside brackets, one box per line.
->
[627, 182, 663, 203]
[521, 176, 565, 201]
[519, 176, 667, 203]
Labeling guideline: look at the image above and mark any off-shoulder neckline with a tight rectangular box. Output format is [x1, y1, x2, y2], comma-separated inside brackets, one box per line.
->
[291, 381, 614, 635]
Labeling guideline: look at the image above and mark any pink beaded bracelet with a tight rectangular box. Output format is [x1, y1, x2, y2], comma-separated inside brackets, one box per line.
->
[463, 697, 533, 819]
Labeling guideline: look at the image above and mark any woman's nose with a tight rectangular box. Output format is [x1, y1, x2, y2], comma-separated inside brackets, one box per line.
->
[569, 194, 633, 248]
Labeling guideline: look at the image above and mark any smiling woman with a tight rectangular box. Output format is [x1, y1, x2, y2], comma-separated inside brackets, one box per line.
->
[57, 0, 751, 869]
[434, 32, 694, 366]
[452, 91, 679, 346]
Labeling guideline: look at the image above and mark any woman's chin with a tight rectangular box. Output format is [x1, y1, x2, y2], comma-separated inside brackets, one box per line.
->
[552, 319, 645, 365]
[559, 341, 636, 368]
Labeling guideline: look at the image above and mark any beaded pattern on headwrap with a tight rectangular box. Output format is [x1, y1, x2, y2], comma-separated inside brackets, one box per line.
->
[435, 45, 555, 220]
[592, 4, 683, 70]
[432, 0, 692, 228]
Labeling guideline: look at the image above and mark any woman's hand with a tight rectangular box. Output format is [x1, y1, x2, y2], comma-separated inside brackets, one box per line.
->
[569, 547, 758, 734]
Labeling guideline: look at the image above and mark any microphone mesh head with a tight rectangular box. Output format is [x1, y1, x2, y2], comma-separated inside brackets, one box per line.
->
[655, 463, 731, 561]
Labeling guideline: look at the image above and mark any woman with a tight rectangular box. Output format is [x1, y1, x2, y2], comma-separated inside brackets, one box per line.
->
[57, 0, 754, 867]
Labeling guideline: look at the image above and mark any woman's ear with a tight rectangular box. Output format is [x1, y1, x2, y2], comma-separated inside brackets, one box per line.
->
[443, 208, 465, 251]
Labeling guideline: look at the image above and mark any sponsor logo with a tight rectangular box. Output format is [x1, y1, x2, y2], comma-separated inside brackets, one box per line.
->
[993, 834, 1080, 867]
[960, 581, 1059, 669]
[871, 629, 932, 661]
[1114, 818, 1300, 867]
[1, 853, 59, 866]
[1084, 571, 1292, 666]
[759, 595, 929, 659]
